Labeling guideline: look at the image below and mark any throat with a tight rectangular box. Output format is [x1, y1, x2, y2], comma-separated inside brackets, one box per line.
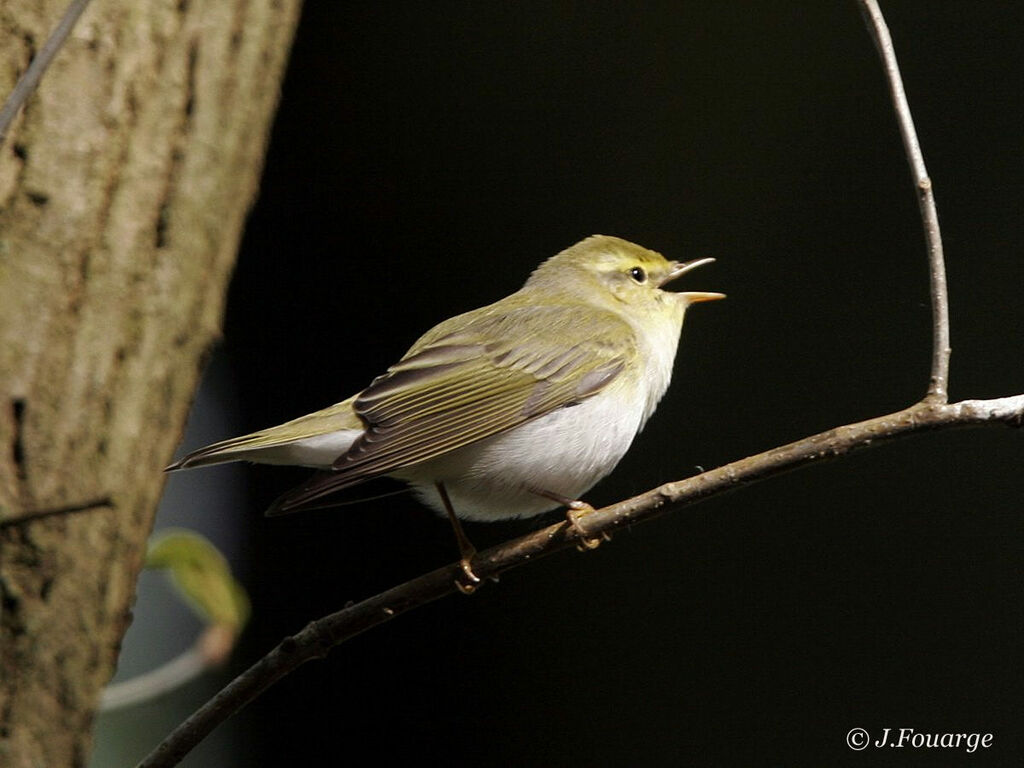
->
[636, 314, 683, 424]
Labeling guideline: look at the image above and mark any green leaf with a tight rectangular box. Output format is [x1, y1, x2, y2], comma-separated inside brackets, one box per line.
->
[146, 529, 250, 633]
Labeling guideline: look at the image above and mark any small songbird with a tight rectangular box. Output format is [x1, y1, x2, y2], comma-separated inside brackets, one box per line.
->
[167, 235, 723, 587]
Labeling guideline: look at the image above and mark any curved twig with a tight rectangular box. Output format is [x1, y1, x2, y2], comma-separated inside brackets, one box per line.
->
[858, 0, 950, 402]
[102, 648, 209, 713]
[102, 626, 238, 711]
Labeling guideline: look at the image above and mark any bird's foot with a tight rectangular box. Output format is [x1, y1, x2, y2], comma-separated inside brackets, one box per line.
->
[455, 557, 482, 595]
[565, 501, 608, 551]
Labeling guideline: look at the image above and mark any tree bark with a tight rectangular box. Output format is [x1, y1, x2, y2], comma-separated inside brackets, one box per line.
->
[0, 1, 301, 765]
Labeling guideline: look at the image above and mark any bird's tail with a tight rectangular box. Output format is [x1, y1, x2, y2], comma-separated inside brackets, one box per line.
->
[165, 397, 363, 471]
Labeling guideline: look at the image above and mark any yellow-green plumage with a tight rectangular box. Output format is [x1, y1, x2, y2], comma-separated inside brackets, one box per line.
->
[167, 235, 723, 522]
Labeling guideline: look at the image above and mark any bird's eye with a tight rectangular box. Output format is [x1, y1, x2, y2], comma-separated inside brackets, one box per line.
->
[629, 266, 647, 284]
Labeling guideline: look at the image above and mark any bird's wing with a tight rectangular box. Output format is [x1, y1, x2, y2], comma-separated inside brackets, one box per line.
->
[269, 303, 634, 513]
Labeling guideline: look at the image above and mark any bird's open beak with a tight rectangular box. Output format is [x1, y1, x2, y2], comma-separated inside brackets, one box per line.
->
[658, 257, 726, 302]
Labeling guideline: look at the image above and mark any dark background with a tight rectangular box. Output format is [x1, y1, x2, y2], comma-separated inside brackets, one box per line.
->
[169, 2, 1023, 765]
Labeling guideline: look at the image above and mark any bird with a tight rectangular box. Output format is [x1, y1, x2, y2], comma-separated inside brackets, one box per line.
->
[167, 235, 724, 588]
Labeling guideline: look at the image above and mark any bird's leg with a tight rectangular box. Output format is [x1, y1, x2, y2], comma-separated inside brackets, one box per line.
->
[530, 488, 608, 550]
[435, 482, 481, 594]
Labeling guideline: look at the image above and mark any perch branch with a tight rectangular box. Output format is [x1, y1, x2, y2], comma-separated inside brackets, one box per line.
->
[138, 396, 1024, 768]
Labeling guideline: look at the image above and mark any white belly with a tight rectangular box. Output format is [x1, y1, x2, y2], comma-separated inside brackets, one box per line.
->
[398, 387, 647, 521]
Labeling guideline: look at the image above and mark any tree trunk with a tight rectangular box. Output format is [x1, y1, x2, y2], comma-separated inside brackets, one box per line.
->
[0, 1, 301, 764]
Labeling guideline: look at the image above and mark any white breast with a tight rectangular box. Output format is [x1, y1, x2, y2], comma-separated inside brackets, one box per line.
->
[399, 378, 650, 521]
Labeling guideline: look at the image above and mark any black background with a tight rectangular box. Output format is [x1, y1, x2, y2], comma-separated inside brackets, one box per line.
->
[195, 2, 1023, 765]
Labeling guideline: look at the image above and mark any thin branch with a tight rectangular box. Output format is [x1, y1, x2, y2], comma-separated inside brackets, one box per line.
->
[0, 495, 114, 528]
[102, 648, 208, 712]
[137, 395, 1024, 768]
[101, 626, 237, 711]
[0, 0, 95, 147]
[857, 0, 950, 403]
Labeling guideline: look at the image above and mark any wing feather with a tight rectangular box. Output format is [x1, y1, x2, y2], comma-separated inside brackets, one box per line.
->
[270, 303, 634, 513]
